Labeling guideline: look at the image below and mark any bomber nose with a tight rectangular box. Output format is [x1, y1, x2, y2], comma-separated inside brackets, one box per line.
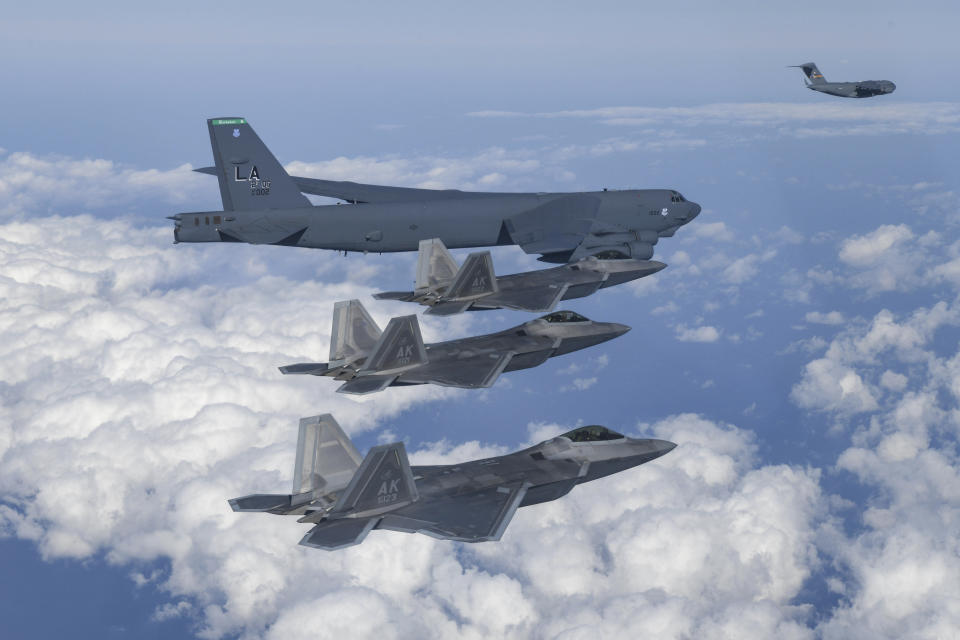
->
[688, 202, 701, 220]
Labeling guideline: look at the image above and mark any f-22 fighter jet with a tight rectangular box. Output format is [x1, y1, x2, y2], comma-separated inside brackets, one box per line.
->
[230, 414, 676, 550]
[279, 299, 629, 394]
[171, 118, 701, 263]
[374, 238, 666, 315]
[790, 62, 895, 98]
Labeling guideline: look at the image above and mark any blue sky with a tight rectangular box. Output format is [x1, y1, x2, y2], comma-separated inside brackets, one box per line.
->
[1, 2, 959, 638]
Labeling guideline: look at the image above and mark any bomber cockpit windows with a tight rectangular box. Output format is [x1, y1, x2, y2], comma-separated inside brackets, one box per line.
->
[542, 310, 589, 323]
[670, 191, 686, 203]
[560, 425, 625, 442]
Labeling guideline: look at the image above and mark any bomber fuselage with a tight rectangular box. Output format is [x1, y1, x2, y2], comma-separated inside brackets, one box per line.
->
[171, 189, 700, 262]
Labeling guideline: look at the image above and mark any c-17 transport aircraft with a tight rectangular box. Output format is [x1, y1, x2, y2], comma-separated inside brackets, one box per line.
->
[279, 299, 629, 394]
[374, 238, 666, 315]
[170, 118, 701, 263]
[230, 414, 676, 550]
[789, 62, 896, 98]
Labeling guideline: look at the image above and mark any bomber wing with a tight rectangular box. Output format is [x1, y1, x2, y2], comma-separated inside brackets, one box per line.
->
[378, 483, 529, 542]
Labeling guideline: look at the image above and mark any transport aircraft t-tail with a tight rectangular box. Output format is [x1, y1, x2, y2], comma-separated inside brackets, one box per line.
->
[789, 62, 895, 98]
[170, 118, 700, 263]
[375, 238, 666, 315]
[230, 414, 676, 550]
[279, 299, 629, 394]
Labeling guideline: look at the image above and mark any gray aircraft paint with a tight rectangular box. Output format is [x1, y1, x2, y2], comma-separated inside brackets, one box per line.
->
[279, 300, 629, 394]
[171, 118, 701, 263]
[230, 415, 676, 549]
[789, 62, 896, 98]
[375, 238, 666, 315]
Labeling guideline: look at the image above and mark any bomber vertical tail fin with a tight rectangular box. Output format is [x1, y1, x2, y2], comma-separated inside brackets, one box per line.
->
[206, 117, 311, 211]
[415, 238, 460, 293]
[790, 62, 826, 85]
[361, 314, 428, 375]
[329, 300, 383, 364]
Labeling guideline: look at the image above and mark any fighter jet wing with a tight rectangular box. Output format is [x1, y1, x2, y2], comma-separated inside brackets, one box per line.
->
[378, 482, 529, 543]
[401, 351, 514, 388]
[481, 283, 568, 313]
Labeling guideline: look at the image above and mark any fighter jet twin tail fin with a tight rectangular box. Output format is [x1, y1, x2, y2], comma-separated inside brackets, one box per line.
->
[299, 441, 419, 549]
[377, 238, 498, 316]
[228, 414, 363, 513]
[279, 299, 428, 394]
[229, 414, 421, 550]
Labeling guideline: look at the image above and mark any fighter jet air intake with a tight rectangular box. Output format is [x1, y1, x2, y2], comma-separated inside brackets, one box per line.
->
[230, 414, 676, 550]
[789, 62, 896, 98]
[279, 300, 630, 394]
[170, 118, 701, 263]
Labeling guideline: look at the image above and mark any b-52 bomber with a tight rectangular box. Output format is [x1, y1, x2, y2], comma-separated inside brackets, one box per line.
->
[279, 299, 629, 394]
[789, 62, 896, 98]
[170, 117, 701, 263]
[230, 414, 676, 550]
[374, 238, 666, 315]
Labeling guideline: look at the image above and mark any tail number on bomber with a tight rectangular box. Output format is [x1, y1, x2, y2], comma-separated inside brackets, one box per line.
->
[233, 165, 272, 196]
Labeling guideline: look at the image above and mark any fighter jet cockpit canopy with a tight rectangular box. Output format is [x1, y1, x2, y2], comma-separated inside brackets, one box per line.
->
[560, 425, 625, 442]
[541, 310, 590, 323]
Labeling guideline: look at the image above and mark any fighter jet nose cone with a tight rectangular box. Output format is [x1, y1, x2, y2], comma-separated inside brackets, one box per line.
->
[612, 323, 631, 337]
[653, 439, 677, 455]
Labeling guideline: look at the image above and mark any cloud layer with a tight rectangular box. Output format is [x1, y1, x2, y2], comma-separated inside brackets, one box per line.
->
[0, 212, 834, 639]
